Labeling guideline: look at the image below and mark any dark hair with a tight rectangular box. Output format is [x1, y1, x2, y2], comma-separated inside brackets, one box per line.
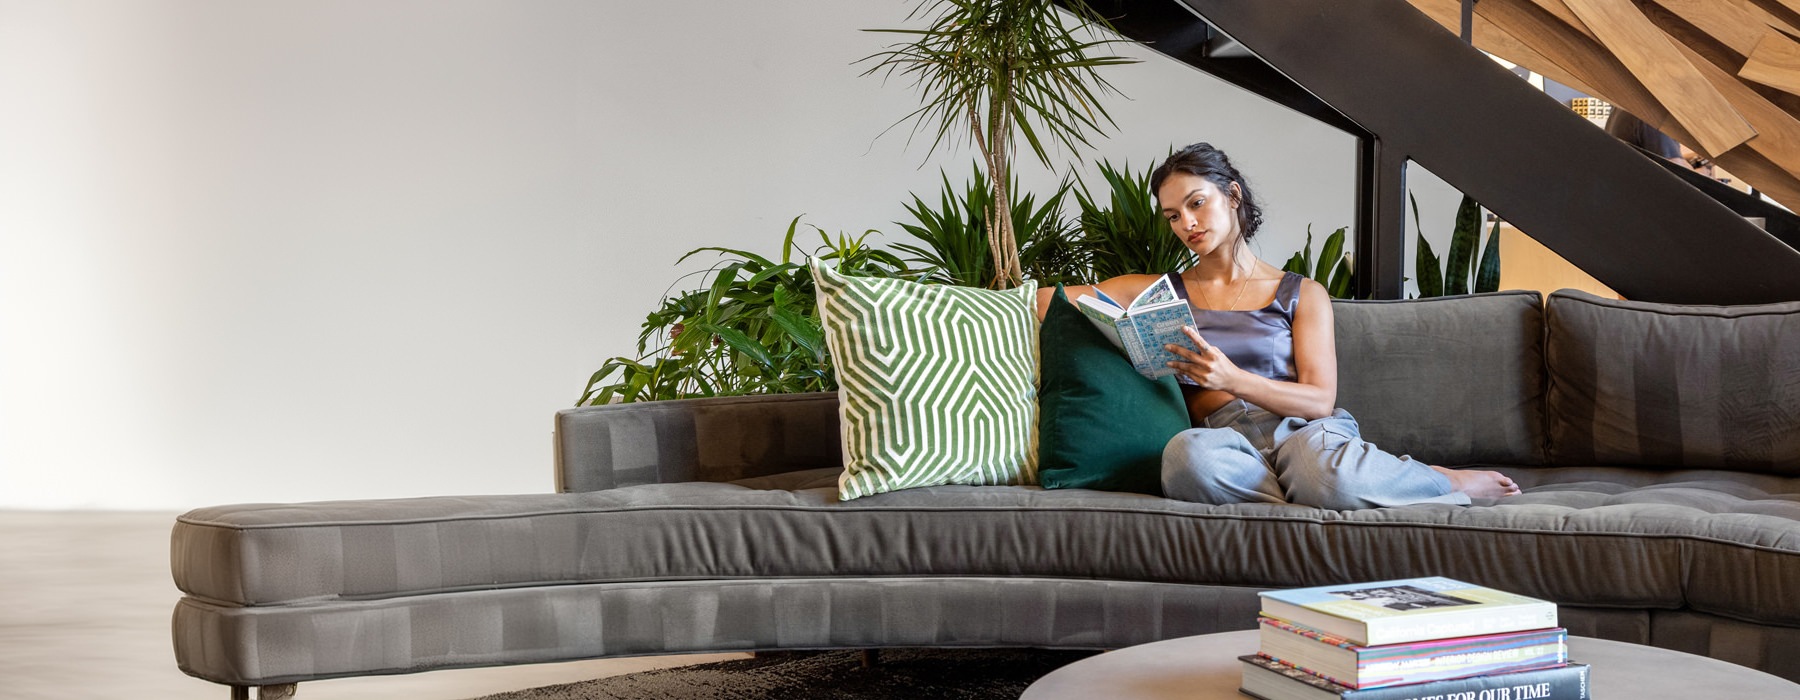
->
[1150, 142, 1265, 240]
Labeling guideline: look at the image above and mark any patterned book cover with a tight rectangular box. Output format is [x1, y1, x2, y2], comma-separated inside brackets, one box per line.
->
[1258, 616, 1567, 688]
[1259, 577, 1557, 646]
[1121, 301, 1198, 379]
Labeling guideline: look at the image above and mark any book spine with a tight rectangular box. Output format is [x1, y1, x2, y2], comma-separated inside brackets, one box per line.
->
[1344, 664, 1589, 700]
[1356, 636, 1566, 686]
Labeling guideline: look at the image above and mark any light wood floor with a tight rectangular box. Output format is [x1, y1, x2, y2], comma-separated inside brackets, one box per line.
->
[0, 511, 748, 700]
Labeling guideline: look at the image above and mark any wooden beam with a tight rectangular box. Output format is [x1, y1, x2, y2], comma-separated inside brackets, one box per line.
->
[1712, 144, 1800, 208]
[1670, 36, 1800, 208]
[1404, 0, 1604, 94]
[1526, 0, 1591, 36]
[1639, 0, 1800, 122]
[1672, 35, 1800, 152]
[1728, 0, 1800, 37]
[1645, 0, 1769, 57]
[1740, 28, 1800, 98]
[1472, 0, 1800, 210]
[1509, 0, 1708, 140]
[1640, 3, 1754, 75]
[1562, 0, 1758, 155]
[1756, 0, 1800, 26]
[1706, 142, 1800, 206]
[1480, 0, 1692, 138]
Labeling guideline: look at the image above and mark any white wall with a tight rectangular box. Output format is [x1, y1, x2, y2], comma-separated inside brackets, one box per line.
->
[0, 1, 1411, 510]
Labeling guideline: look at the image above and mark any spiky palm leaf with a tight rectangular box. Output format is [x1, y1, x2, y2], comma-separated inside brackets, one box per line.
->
[862, 0, 1137, 287]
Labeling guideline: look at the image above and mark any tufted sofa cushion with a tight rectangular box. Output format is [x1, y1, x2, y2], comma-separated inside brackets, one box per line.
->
[173, 467, 1800, 627]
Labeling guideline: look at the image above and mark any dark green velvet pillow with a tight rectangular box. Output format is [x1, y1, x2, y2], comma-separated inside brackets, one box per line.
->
[1037, 285, 1192, 495]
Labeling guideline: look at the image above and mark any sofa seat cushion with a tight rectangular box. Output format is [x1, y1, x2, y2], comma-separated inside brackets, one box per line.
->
[172, 468, 1800, 628]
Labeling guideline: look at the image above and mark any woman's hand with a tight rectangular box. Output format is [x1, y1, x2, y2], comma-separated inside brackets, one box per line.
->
[1165, 326, 1244, 392]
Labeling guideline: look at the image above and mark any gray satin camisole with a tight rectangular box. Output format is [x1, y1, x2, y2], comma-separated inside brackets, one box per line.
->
[1167, 270, 1302, 382]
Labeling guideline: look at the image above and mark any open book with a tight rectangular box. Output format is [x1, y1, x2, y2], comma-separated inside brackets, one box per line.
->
[1073, 275, 1203, 381]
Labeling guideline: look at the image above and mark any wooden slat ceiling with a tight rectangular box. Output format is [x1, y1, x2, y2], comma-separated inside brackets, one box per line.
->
[1406, 0, 1800, 210]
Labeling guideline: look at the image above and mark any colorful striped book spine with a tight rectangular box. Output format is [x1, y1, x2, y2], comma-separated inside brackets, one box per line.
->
[1258, 617, 1567, 689]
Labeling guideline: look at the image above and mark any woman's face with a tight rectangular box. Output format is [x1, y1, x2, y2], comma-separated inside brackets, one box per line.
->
[1157, 172, 1240, 257]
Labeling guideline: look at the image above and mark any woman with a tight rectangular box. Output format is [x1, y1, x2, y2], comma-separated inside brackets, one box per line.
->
[1042, 143, 1518, 509]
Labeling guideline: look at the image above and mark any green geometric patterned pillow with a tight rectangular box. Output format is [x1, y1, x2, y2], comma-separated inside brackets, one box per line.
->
[811, 258, 1040, 500]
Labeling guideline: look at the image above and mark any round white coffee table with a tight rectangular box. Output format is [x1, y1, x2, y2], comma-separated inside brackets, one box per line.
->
[1020, 630, 1799, 699]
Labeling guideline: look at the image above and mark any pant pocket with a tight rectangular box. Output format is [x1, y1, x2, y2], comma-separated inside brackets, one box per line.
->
[1313, 411, 1361, 441]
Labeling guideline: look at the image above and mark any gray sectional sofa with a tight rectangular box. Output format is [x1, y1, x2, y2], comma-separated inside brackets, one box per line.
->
[170, 289, 1800, 698]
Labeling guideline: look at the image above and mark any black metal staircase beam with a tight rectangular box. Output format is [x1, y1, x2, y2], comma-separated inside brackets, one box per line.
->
[1357, 139, 1409, 300]
[1091, 2, 1365, 136]
[1094, 0, 1800, 304]
[1080, 0, 1404, 299]
[1639, 148, 1800, 251]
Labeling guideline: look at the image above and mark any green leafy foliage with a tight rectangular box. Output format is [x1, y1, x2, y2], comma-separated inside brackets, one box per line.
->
[892, 168, 995, 287]
[1411, 192, 1501, 298]
[1475, 218, 1502, 293]
[860, 0, 1135, 172]
[1411, 193, 1444, 299]
[1018, 209, 1090, 287]
[1444, 194, 1482, 296]
[577, 218, 919, 405]
[1078, 160, 1194, 279]
[1281, 225, 1355, 298]
[893, 165, 1081, 287]
[860, 0, 1138, 285]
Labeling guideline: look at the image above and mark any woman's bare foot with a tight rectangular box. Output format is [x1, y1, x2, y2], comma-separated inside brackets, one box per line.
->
[1431, 465, 1521, 499]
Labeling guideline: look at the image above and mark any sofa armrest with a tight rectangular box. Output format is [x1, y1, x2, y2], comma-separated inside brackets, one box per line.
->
[553, 392, 843, 492]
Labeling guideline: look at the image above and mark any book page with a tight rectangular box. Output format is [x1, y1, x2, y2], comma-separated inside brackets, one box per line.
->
[1091, 287, 1122, 309]
[1127, 274, 1180, 309]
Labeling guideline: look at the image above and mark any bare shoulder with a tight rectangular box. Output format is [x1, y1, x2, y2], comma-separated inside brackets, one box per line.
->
[1293, 276, 1334, 319]
[1295, 275, 1330, 299]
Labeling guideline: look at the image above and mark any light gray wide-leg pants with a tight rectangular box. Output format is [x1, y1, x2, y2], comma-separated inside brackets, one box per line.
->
[1162, 399, 1469, 510]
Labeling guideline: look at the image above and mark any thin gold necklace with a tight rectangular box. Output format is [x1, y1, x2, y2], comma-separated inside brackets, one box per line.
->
[1191, 264, 1252, 311]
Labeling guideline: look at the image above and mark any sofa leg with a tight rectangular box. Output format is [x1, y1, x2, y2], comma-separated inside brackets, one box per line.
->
[862, 649, 879, 668]
[231, 685, 297, 700]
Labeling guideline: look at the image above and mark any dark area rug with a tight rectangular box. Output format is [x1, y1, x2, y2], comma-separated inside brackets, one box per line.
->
[468, 648, 1099, 700]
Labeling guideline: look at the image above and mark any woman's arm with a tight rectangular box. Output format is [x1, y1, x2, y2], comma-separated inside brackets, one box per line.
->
[1035, 285, 1092, 321]
[1166, 278, 1338, 420]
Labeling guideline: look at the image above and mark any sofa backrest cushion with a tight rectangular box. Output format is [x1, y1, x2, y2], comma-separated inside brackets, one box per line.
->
[1332, 291, 1546, 466]
[555, 393, 844, 491]
[1545, 290, 1800, 474]
[1037, 285, 1190, 495]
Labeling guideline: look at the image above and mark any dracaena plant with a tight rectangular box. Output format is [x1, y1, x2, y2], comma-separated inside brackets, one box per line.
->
[862, 0, 1136, 288]
[577, 217, 920, 405]
[1078, 159, 1195, 279]
[893, 164, 1085, 287]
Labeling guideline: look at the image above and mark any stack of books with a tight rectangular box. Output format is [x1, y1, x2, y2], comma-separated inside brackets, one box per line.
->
[1239, 577, 1591, 700]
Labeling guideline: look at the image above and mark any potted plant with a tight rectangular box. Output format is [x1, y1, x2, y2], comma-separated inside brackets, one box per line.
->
[861, 0, 1136, 288]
